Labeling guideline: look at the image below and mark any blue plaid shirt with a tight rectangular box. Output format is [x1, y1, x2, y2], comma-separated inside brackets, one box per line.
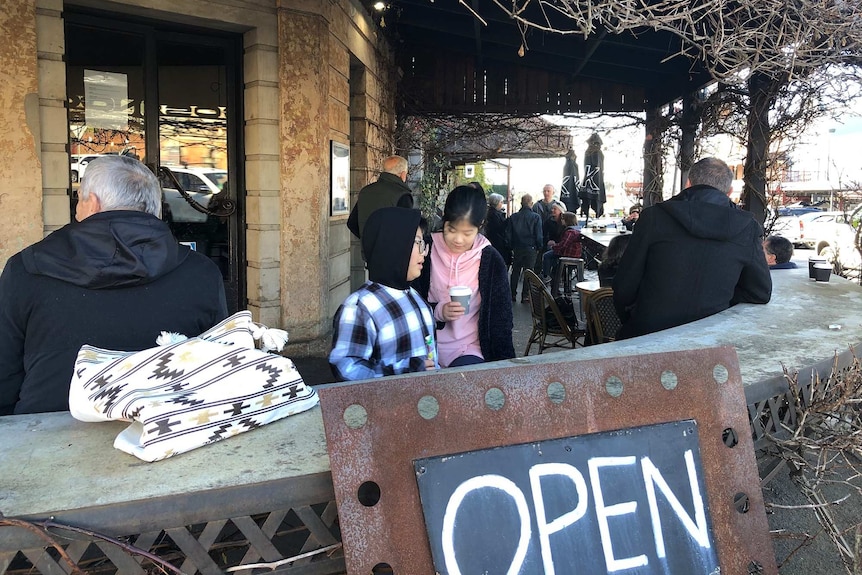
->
[330, 282, 438, 381]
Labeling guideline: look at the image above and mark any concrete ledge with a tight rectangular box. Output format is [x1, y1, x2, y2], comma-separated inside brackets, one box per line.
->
[1, 266, 860, 524]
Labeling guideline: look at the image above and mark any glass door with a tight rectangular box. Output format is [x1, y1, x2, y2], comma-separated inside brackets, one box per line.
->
[66, 12, 243, 312]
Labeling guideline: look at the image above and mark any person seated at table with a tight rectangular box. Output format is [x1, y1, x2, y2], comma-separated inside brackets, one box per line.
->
[534, 200, 566, 277]
[763, 235, 798, 270]
[613, 157, 771, 339]
[543, 201, 567, 249]
[598, 233, 632, 287]
[414, 185, 515, 368]
[330, 207, 438, 381]
[541, 211, 582, 281]
[621, 204, 641, 231]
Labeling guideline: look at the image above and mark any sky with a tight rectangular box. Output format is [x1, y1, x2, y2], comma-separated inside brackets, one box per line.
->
[484, 98, 862, 213]
[486, 116, 646, 215]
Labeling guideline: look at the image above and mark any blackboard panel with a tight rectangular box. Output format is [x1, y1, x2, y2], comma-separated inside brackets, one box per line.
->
[414, 420, 718, 575]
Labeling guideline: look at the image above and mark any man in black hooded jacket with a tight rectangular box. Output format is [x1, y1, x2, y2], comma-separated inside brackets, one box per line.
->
[613, 157, 771, 339]
[0, 155, 227, 415]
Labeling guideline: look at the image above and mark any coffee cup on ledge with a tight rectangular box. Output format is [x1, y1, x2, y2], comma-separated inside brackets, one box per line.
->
[808, 256, 828, 279]
[813, 263, 832, 282]
[449, 285, 472, 314]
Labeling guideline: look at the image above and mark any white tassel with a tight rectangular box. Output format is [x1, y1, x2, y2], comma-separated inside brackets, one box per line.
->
[250, 323, 289, 352]
[156, 331, 188, 346]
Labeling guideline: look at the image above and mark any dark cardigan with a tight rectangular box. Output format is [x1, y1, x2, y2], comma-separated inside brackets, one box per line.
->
[413, 244, 515, 362]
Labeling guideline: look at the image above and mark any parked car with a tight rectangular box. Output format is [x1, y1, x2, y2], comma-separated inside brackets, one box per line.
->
[798, 211, 851, 249]
[770, 210, 825, 247]
[160, 166, 228, 223]
[70, 153, 115, 183]
[775, 205, 822, 218]
[811, 208, 861, 280]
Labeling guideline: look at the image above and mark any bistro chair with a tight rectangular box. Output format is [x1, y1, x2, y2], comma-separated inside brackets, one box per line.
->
[551, 256, 585, 299]
[583, 287, 622, 345]
[524, 270, 586, 355]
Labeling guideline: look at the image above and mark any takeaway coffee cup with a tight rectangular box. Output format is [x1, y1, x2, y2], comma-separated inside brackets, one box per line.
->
[808, 256, 828, 279]
[813, 263, 832, 282]
[449, 286, 472, 314]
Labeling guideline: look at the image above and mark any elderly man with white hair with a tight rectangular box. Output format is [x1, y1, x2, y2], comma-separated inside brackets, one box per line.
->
[0, 155, 227, 415]
[485, 192, 511, 267]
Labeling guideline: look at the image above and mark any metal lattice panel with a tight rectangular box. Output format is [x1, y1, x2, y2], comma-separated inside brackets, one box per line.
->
[0, 501, 344, 575]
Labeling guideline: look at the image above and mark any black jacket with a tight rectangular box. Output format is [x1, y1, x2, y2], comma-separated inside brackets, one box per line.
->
[613, 185, 772, 339]
[346, 172, 413, 239]
[485, 207, 512, 265]
[0, 211, 228, 414]
[506, 206, 543, 250]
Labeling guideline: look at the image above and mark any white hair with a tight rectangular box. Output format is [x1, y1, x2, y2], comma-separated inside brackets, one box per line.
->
[488, 193, 504, 207]
[79, 155, 162, 217]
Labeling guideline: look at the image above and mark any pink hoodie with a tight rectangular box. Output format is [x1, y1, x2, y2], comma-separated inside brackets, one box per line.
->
[428, 232, 490, 367]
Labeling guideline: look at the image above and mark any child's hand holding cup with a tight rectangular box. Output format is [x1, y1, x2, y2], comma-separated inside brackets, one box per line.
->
[449, 285, 472, 314]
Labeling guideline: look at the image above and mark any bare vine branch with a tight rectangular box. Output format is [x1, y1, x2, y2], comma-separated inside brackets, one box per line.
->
[484, 0, 862, 82]
[0, 513, 186, 575]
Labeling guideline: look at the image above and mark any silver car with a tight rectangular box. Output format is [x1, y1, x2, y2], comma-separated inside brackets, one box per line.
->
[160, 167, 227, 223]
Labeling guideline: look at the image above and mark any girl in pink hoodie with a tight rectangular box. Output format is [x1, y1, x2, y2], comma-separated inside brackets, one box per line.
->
[415, 185, 515, 367]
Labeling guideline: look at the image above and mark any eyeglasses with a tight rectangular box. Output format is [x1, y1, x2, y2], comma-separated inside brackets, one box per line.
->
[414, 238, 429, 254]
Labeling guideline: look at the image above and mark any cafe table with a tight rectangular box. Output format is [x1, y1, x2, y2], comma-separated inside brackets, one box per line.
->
[574, 279, 602, 317]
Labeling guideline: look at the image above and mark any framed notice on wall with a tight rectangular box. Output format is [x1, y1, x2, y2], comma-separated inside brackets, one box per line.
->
[331, 141, 350, 216]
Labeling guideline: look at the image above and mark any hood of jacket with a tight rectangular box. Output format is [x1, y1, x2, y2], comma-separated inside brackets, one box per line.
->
[362, 207, 421, 290]
[428, 230, 490, 297]
[656, 184, 754, 241]
[21, 210, 190, 289]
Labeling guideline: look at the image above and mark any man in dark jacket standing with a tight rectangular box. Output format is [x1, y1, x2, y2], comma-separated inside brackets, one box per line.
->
[485, 193, 511, 267]
[507, 194, 544, 303]
[613, 157, 771, 339]
[0, 155, 228, 415]
[346, 155, 414, 240]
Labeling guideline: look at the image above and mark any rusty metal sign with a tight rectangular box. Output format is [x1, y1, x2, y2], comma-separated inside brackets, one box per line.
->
[318, 346, 777, 575]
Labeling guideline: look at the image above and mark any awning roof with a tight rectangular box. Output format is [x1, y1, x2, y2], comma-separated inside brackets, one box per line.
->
[366, 0, 714, 115]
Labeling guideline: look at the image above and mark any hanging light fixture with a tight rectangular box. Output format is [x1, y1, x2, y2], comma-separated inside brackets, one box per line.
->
[373, 1, 386, 11]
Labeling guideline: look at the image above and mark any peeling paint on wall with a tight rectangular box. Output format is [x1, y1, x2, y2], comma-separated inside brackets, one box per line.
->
[0, 0, 43, 269]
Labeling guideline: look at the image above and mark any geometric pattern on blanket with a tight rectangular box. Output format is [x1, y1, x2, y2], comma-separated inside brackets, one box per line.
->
[68, 311, 319, 462]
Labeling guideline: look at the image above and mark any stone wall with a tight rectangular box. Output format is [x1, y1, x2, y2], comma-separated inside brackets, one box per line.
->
[0, 0, 43, 267]
[0, 0, 395, 356]
[278, 0, 396, 354]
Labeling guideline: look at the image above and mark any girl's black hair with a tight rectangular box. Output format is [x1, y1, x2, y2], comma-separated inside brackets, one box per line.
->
[601, 234, 632, 268]
[443, 185, 487, 228]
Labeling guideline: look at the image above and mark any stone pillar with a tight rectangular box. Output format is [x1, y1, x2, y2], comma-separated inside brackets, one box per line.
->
[278, 5, 330, 342]
[37, 0, 69, 235]
[348, 64, 366, 291]
[348, 56, 397, 291]
[244, 24, 282, 328]
[0, 0, 43, 268]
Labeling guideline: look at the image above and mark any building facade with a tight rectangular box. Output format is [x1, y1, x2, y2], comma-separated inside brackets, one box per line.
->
[0, 0, 395, 353]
